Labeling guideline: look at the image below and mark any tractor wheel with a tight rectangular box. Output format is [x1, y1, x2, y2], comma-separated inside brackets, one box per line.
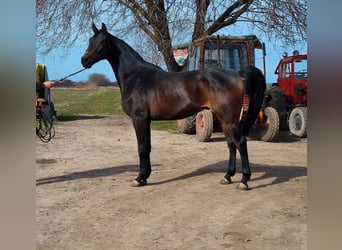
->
[289, 107, 307, 138]
[251, 107, 279, 142]
[195, 110, 213, 142]
[266, 85, 288, 130]
[176, 115, 196, 134]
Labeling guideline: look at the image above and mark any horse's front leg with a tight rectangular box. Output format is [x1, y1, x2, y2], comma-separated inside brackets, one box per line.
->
[131, 117, 152, 187]
[220, 136, 237, 185]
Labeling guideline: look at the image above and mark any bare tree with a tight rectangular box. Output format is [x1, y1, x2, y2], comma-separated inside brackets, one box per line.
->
[36, 0, 307, 72]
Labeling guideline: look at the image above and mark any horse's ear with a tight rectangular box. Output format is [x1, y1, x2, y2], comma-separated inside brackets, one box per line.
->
[101, 23, 107, 33]
[92, 23, 99, 34]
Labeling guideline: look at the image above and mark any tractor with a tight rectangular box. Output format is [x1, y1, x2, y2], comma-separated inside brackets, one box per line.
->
[173, 35, 279, 142]
[257, 51, 307, 140]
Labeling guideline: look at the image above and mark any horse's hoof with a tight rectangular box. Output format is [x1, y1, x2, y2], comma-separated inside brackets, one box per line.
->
[236, 182, 249, 190]
[220, 176, 232, 185]
[130, 180, 147, 187]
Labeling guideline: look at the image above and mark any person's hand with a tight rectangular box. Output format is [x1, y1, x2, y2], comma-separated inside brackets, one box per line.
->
[43, 81, 55, 88]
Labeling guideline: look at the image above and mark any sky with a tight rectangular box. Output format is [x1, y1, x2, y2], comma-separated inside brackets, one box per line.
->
[36, 25, 307, 84]
[36, 45, 115, 83]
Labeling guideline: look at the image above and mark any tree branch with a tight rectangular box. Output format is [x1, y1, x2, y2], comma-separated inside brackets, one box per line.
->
[206, 0, 253, 35]
[192, 0, 211, 41]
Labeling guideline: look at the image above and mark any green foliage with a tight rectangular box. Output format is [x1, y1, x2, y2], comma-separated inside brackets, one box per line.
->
[51, 87, 177, 132]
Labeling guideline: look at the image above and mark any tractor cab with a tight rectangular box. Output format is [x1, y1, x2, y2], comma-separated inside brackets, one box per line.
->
[274, 51, 307, 105]
[174, 35, 266, 73]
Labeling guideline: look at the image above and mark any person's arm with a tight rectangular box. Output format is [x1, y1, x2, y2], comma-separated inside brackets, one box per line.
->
[43, 81, 55, 88]
[36, 81, 55, 92]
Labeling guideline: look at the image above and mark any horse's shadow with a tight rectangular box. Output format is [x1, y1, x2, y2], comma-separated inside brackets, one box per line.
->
[36, 165, 139, 185]
[149, 161, 306, 189]
[210, 131, 303, 143]
[36, 161, 306, 189]
[56, 115, 107, 122]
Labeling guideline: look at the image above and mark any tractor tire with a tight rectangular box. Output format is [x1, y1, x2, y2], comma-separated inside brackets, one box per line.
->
[251, 107, 279, 142]
[177, 115, 196, 134]
[266, 85, 288, 130]
[289, 107, 307, 138]
[195, 110, 213, 142]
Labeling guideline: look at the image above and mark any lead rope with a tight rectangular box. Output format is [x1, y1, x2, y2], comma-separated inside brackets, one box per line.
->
[56, 68, 87, 82]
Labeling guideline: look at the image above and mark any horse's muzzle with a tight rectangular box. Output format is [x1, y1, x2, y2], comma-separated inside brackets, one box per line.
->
[81, 55, 92, 68]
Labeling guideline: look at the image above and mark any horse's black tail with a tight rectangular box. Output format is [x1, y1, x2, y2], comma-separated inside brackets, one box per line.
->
[239, 66, 266, 136]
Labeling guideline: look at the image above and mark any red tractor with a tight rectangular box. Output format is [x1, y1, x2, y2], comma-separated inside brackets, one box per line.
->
[255, 51, 307, 141]
[173, 34, 278, 142]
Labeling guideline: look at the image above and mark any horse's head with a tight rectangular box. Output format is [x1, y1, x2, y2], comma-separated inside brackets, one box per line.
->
[81, 23, 110, 68]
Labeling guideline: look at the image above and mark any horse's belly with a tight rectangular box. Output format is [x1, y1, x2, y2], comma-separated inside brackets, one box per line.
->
[150, 102, 203, 120]
[148, 86, 208, 120]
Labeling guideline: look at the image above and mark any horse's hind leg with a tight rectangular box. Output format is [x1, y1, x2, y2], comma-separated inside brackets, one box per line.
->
[131, 117, 152, 187]
[220, 136, 237, 185]
[220, 123, 250, 190]
[237, 135, 251, 190]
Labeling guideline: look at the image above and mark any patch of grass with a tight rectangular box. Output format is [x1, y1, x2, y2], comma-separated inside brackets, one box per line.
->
[51, 87, 124, 121]
[51, 87, 177, 132]
[151, 120, 177, 133]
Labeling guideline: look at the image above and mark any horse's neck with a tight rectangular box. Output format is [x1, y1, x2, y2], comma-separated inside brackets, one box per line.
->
[107, 37, 146, 88]
[108, 36, 161, 93]
[109, 37, 145, 70]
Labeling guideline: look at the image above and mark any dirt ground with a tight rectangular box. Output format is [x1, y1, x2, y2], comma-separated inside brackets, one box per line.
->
[36, 115, 307, 250]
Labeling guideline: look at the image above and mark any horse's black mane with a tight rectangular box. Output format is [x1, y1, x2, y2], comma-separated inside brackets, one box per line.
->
[109, 33, 163, 71]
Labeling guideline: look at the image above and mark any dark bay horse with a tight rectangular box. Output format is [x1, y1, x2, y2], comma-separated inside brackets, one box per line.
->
[81, 23, 266, 190]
